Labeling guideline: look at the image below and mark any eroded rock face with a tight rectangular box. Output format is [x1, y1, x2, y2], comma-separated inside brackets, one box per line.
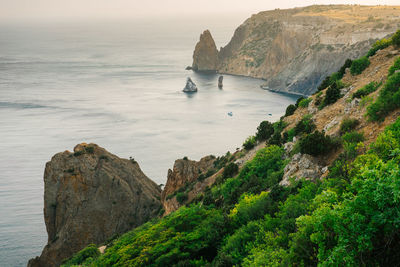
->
[28, 143, 161, 267]
[197, 5, 400, 95]
[192, 30, 219, 72]
[280, 153, 323, 186]
[161, 156, 215, 214]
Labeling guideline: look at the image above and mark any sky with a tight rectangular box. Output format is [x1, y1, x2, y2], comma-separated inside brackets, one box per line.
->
[0, 0, 400, 22]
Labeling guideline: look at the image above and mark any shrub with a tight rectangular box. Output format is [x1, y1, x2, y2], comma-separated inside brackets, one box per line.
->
[285, 104, 297, 117]
[63, 244, 99, 266]
[350, 56, 370, 75]
[256, 121, 274, 141]
[323, 83, 341, 106]
[367, 72, 400, 121]
[183, 156, 188, 160]
[85, 146, 95, 154]
[352, 81, 381, 99]
[340, 118, 360, 135]
[73, 150, 84, 157]
[388, 56, 400, 76]
[295, 96, 305, 107]
[366, 38, 392, 57]
[392, 29, 400, 47]
[243, 136, 256, 150]
[342, 131, 365, 144]
[298, 98, 312, 108]
[317, 76, 332, 92]
[299, 131, 336, 156]
[294, 115, 316, 136]
[223, 163, 239, 178]
[176, 192, 188, 204]
[317, 59, 352, 92]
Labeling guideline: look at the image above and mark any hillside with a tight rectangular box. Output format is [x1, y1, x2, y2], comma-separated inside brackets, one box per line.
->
[192, 5, 400, 95]
[62, 30, 400, 266]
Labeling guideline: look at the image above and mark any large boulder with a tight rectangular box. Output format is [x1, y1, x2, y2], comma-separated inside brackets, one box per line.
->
[28, 143, 162, 267]
[161, 156, 215, 214]
[192, 30, 219, 72]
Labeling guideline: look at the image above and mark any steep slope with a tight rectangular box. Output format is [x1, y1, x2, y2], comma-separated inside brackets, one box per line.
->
[28, 143, 162, 267]
[65, 32, 400, 266]
[192, 5, 400, 95]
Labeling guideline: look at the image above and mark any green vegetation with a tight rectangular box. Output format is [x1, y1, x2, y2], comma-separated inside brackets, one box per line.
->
[62, 244, 99, 266]
[243, 136, 256, 150]
[298, 97, 312, 108]
[352, 81, 381, 99]
[339, 118, 360, 135]
[255, 121, 274, 141]
[392, 29, 400, 47]
[299, 130, 337, 156]
[285, 104, 297, 117]
[222, 162, 239, 179]
[294, 114, 316, 136]
[65, 116, 400, 267]
[317, 59, 352, 92]
[367, 70, 400, 121]
[350, 56, 370, 75]
[366, 38, 392, 57]
[388, 56, 400, 76]
[176, 192, 188, 204]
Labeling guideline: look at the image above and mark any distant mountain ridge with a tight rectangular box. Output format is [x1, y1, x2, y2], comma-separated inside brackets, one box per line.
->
[192, 5, 400, 95]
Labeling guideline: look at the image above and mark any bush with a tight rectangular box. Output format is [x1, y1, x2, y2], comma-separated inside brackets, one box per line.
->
[388, 56, 400, 77]
[256, 121, 274, 141]
[323, 83, 341, 106]
[340, 118, 360, 135]
[294, 115, 316, 136]
[367, 72, 400, 121]
[243, 136, 256, 150]
[85, 146, 95, 154]
[342, 131, 365, 144]
[285, 104, 297, 117]
[298, 98, 312, 108]
[366, 38, 392, 57]
[316, 59, 352, 92]
[73, 150, 84, 157]
[223, 163, 239, 178]
[392, 29, 400, 47]
[63, 244, 100, 266]
[176, 192, 188, 204]
[350, 56, 370, 75]
[295, 97, 305, 107]
[299, 131, 337, 156]
[352, 81, 381, 99]
[317, 76, 332, 92]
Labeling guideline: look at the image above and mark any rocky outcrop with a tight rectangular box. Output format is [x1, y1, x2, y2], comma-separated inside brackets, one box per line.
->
[280, 153, 325, 186]
[193, 5, 400, 95]
[28, 143, 161, 267]
[161, 156, 215, 214]
[192, 30, 219, 72]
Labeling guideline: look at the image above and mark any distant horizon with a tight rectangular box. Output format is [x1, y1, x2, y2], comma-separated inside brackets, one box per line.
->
[1, 1, 400, 23]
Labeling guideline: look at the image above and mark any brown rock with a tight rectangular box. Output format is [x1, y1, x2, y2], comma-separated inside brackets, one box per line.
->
[161, 156, 215, 214]
[28, 143, 161, 267]
[192, 30, 219, 72]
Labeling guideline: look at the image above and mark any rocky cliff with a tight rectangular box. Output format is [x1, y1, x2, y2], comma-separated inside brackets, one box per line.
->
[192, 30, 219, 72]
[161, 156, 215, 214]
[28, 143, 161, 267]
[192, 5, 400, 95]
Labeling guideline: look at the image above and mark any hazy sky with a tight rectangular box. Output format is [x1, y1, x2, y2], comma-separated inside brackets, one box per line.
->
[1, 0, 400, 22]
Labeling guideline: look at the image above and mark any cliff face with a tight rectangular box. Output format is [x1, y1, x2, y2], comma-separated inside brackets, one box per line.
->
[28, 143, 161, 267]
[161, 156, 215, 214]
[192, 30, 219, 72]
[193, 5, 400, 95]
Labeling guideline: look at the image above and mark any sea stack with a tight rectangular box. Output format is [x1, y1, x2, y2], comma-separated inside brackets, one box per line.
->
[192, 30, 219, 73]
[28, 143, 162, 267]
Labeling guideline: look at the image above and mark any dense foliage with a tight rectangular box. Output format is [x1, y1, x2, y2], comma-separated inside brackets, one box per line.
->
[285, 104, 297, 117]
[256, 120, 274, 141]
[352, 81, 381, 99]
[339, 118, 360, 135]
[350, 56, 370, 75]
[243, 136, 256, 150]
[299, 130, 337, 156]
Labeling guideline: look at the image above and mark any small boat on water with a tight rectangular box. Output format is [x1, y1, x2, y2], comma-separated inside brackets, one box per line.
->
[228, 112, 233, 116]
[183, 77, 197, 93]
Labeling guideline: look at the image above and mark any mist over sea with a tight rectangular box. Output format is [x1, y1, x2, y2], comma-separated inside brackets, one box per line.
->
[0, 17, 296, 266]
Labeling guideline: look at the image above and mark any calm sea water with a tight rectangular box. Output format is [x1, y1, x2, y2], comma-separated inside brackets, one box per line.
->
[0, 17, 296, 266]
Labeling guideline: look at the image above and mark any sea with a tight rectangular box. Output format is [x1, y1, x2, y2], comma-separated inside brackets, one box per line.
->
[0, 16, 297, 266]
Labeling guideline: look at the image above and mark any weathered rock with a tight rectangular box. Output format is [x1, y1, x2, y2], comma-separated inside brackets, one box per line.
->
[198, 5, 400, 95]
[280, 153, 323, 186]
[28, 143, 162, 267]
[192, 30, 219, 72]
[161, 156, 215, 214]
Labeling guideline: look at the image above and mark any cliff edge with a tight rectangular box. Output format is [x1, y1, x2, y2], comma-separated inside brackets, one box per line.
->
[28, 143, 162, 267]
